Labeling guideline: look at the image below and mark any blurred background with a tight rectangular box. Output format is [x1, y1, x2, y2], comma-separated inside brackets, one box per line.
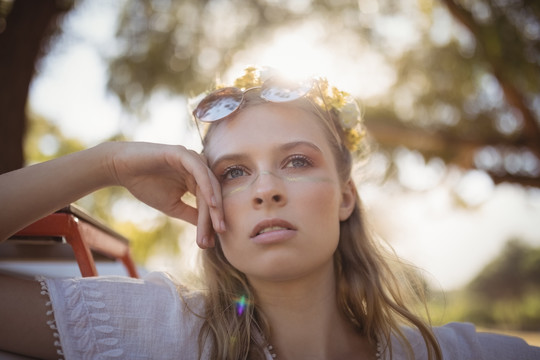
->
[1, 0, 539, 340]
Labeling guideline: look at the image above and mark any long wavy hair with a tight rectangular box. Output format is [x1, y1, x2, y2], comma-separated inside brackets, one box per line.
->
[196, 91, 442, 360]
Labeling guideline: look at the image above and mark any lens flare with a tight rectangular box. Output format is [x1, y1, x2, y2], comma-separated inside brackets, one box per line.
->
[235, 295, 248, 316]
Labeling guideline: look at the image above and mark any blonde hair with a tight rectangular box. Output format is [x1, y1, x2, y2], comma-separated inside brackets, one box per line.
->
[197, 91, 442, 360]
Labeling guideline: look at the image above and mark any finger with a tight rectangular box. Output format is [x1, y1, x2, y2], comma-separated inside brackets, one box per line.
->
[178, 150, 217, 207]
[167, 201, 198, 227]
[205, 166, 225, 233]
[196, 187, 215, 249]
[180, 151, 225, 232]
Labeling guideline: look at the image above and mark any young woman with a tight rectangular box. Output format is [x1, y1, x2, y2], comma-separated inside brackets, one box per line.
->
[0, 67, 538, 360]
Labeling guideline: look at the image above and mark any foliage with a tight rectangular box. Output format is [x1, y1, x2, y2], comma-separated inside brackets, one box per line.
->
[426, 240, 540, 331]
[24, 110, 86, 163]
[107, 0, 300, 110]
[468, 239, 540, 300]
[428, 289, 540, 332]
[9, 0, 540, 269]
[102, 0, 540, 188]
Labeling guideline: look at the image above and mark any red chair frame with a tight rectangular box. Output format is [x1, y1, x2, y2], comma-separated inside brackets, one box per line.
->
[13, 206, 139, 278]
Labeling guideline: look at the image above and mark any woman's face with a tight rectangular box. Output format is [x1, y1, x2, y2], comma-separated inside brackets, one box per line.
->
[205, 103, 354, 283]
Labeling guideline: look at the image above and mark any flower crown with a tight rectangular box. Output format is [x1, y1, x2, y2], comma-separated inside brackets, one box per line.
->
[231, 67, 365, 152]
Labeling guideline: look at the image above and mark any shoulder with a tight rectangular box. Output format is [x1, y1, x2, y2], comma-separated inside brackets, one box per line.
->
[386, 322, 540, 360]
[433, 322, 539, 360]
[42, 272, 208, 359]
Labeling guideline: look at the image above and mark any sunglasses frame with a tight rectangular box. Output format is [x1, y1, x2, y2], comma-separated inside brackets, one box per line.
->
[192, 77, 316, 123]
[192, 76, 338, 145]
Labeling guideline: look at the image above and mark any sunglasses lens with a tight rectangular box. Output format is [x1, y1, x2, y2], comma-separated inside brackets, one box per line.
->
[261, 78, 313, 103]
[194, 87, 244, 122]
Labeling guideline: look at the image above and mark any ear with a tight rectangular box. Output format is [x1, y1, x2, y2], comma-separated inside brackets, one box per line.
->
[339, 179, 357, 221]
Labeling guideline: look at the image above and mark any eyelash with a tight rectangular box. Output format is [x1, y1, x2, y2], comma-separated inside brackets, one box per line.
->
[220, 155, 314, 181]
[283, 155, 313, 169]
[221, 165, 249, 181]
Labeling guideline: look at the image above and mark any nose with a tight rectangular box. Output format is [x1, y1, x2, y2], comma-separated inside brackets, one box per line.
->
[252, 171, 287, 207]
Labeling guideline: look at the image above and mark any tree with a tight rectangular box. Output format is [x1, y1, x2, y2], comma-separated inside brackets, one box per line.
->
[0, 0, 73, 174]
[105, 0, 540, 188]
[2, 0, 540, 185]
[468, 239, 540, 300]
[2, 0, 540, 263]
[462, 239, 540, 330]
[427, 240, 540, 330]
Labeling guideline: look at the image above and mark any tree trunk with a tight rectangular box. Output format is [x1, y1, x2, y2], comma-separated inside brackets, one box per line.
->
[0, 0, 72, 174]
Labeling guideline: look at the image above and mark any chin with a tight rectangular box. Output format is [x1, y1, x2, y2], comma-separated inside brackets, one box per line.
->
[242, 257, 336, 284]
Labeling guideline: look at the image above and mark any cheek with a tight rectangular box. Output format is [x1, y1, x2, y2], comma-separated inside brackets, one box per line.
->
[218, 195, 249, 258]
[297, 181, 342, 217]
[304, 185, 342, 245]
[221, 193, 245, 227]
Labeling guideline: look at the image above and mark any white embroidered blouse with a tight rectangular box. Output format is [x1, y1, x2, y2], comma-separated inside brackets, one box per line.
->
[40, 272, 540, 360]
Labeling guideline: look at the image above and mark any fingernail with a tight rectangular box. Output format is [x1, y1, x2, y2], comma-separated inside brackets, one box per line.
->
[201, 236, 208, 248]
[211, 195, 217, 207]
[220, 220, 226, 232]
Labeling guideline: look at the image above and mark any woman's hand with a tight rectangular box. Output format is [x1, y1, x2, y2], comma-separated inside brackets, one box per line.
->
[0, 141, 224, 248]
[106, 142, 224, 248]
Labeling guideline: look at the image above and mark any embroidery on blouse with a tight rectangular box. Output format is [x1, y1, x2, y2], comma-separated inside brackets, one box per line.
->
[61, 279, 124, 358]
[37, 277, 65, 360]
[376, 340, 383, 359]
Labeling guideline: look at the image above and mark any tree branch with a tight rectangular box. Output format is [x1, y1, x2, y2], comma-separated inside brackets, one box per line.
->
[439, 0, 540, 159]
[489, 172, 540, 188]
[366, 120, 540, 188]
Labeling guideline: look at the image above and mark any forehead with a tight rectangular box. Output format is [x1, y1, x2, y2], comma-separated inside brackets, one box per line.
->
[204, 103, 331, 161]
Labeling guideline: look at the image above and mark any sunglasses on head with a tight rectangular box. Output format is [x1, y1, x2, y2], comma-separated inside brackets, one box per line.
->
[192, 77, 315, 123]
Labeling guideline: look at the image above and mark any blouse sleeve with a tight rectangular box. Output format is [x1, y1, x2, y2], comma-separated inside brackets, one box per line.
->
[476, 328, 540, 360]
[386, 322, 540, 360]
[433, 322, 540, 360]
[40, 272, 206, 360]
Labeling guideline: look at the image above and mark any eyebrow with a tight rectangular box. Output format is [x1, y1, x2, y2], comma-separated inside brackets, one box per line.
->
[210, 140, 323, 171]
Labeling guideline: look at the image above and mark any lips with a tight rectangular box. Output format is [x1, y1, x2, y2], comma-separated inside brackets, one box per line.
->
[250, 218, 296, 238]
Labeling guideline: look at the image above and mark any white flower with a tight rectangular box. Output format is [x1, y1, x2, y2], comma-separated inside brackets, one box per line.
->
[339, 98, 360, 129]
[259, 67, 278, 82]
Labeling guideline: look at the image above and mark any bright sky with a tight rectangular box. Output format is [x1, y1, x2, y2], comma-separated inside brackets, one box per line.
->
[28, 1, 540, 290]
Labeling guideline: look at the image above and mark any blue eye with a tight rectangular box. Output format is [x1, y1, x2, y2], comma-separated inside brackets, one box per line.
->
[222, 166, 248, 180]
[285, 155, 312, 169]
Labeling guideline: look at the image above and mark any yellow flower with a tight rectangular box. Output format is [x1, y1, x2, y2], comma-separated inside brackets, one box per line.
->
[233, 67, 262, 89]
[210, 67, 365, 153]
[345, 128, 364, 152]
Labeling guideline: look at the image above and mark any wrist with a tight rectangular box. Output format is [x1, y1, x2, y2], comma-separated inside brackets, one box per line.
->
[92, 141, 125, 188]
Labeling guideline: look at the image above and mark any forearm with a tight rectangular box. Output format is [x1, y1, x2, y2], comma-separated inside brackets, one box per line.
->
[0, 142, 117, 241]
[0, 273, 58, 359]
